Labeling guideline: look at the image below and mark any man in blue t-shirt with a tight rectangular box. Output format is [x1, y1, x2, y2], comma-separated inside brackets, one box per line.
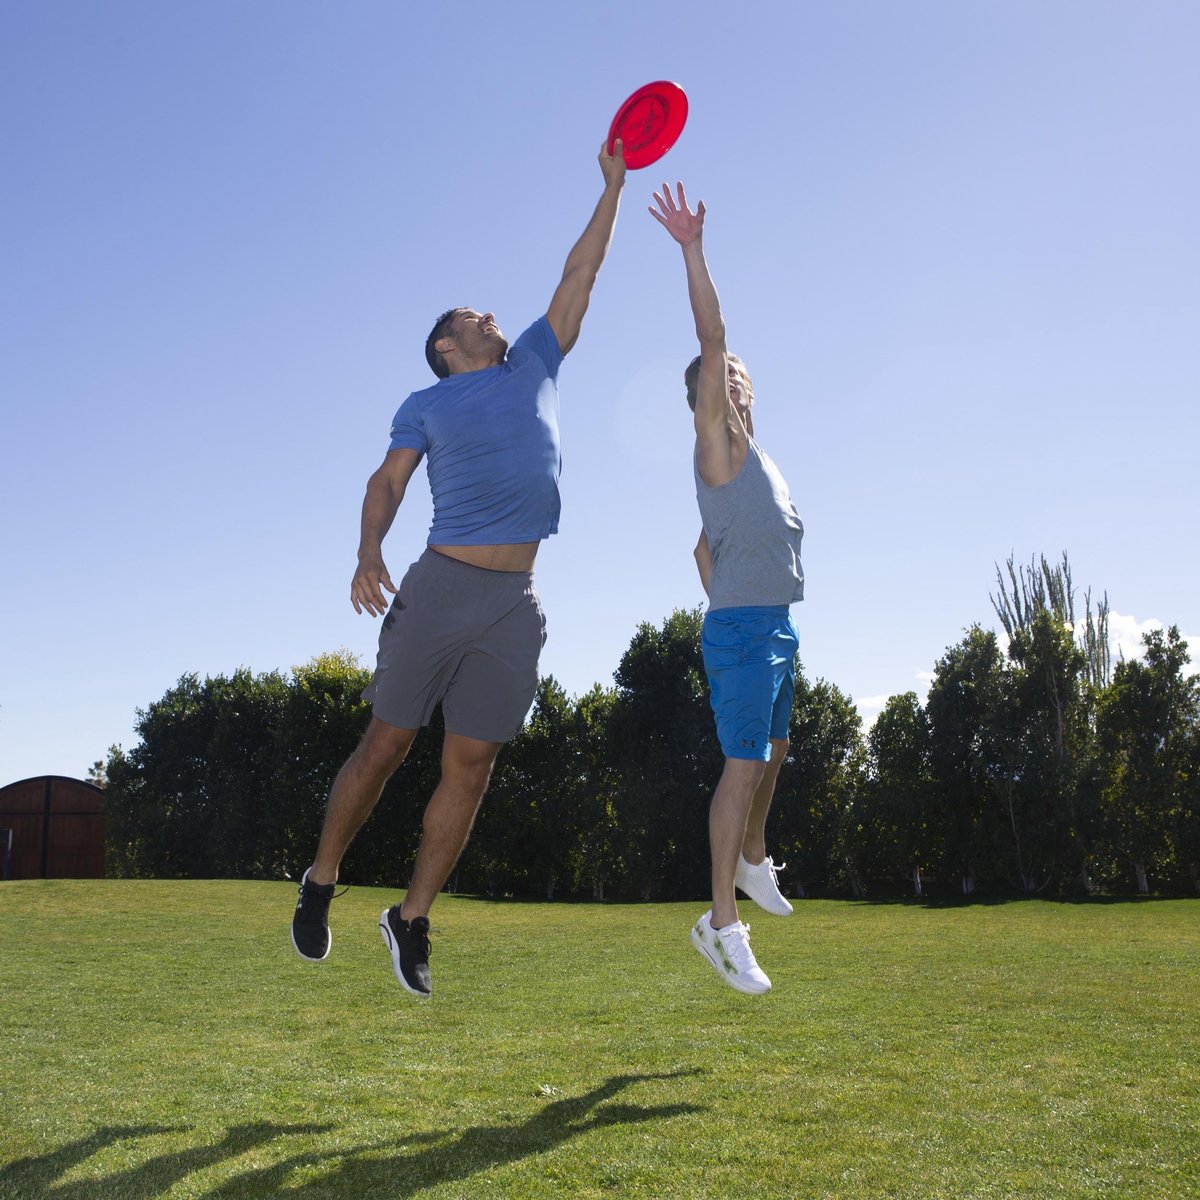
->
[291, 140, 627, 997]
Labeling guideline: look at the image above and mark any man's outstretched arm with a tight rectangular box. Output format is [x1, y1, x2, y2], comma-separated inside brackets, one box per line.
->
[545, 140, 627, 356]
[649, 181, 740, 482]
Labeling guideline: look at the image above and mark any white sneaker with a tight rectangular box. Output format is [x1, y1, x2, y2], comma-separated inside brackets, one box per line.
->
[735, 854, 793, 916]
[690, 911, 771, 994]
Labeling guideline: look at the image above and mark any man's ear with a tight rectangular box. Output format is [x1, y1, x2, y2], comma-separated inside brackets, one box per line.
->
[435, 335, 455, 356]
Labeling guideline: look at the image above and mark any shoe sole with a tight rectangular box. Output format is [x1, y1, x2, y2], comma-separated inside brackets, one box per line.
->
[734, 883, 794, 917]
[734, 868, 794, 916]
[689, 926, 771, 995]
[379, 909, 431, 999]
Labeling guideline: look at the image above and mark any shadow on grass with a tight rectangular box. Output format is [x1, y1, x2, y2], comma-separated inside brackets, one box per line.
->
[198, 1070, 706, 1198]
[0, 1121, 333, 1200]
[2, 1073, 703, 1199]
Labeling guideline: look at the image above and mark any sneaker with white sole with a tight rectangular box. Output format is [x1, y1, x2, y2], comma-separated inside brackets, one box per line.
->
[379, 906, 432, 998]
[290, 868, 338, 962]
[735, 854, 793, 916]
[690, 910, 771, 994]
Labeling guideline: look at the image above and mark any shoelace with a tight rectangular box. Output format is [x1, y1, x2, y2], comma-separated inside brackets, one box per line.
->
[296, 879, 349, 916]
[717, 922, 758, 970]
[764, 857, 786, 886]
[407, 919, 433, 960]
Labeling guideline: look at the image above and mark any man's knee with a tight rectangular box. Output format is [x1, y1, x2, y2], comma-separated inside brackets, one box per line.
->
[441, 733, 502, 792]
[722, 754, 769, 791]
[356, 718, 418, 777]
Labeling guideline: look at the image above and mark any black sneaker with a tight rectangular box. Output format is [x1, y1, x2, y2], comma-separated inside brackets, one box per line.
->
[379, 906, 432, 998]
[290, 868, 337, 962]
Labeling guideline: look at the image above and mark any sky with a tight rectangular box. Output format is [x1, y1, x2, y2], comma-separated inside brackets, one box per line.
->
[2, 1, 1198, 783]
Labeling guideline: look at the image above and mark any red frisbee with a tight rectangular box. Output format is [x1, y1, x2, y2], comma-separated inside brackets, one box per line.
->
[607, 80, 688, 170]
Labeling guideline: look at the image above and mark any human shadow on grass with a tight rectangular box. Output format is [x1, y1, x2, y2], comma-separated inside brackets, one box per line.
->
[200, 1070, 706, 1198]
[0, 1120, 333, 1200]
[0, 1125, 178, 1199]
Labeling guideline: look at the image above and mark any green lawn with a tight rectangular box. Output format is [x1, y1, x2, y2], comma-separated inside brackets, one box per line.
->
[1, 881, 1197, 1199]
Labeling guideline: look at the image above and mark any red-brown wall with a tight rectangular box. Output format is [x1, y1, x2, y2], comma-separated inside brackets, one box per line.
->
[0, 776, 106, 879]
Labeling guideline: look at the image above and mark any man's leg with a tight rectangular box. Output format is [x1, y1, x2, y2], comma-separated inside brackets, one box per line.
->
[308, 717, 420, 885]
[710, 756, 769, 929]
[691, 753, 774, 995]
[292, 717, 418, 962]
[734, 736, 794, 916]
[400, 731, 503, 920]
[379, 731, 502, 997]
[741, 736, 789, 866]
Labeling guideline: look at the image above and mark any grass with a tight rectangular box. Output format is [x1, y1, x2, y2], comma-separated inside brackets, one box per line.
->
[1, 881, 1197, 1199]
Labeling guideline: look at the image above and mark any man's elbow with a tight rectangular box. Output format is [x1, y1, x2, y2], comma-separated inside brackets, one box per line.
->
[367, 470, 404, 510]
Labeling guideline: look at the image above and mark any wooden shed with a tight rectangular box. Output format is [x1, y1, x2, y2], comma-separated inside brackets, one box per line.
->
[0, 776, 106, 880]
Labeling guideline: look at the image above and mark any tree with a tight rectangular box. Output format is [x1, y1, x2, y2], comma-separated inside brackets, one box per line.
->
[773, 674, 864, 896]
[471, 676, 579, 899]
[105, 668, 290, 878]
[1001, 611, 1087, 891]
[566, 684, 624, 900]
[273, 650, 376, 881]
[1177, 724, 1200, 894]
[861, 693, 934, 895]
[991, 553, 1098, 892]
[1096, 626, 1199, 893]
[607, 608, 723, 900]
[925, 625, 1007, 895]
[105, 653, 386, 882]
[1079, 587, 1112, 691]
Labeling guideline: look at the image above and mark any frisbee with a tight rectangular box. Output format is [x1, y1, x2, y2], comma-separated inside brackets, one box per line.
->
[607, 80, 688, 170]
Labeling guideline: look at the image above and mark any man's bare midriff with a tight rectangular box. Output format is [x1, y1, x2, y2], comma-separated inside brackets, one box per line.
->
[430, 542, 540, 572]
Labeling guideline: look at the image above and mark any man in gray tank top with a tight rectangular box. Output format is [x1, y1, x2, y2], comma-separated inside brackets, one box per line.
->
[651, 182, 804, 995]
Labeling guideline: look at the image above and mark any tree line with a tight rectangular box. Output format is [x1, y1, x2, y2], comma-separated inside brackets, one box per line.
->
[103, 554, 1200, 899]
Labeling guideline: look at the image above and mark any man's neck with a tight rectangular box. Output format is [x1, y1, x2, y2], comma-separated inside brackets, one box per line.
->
[447, 353, 505, 377]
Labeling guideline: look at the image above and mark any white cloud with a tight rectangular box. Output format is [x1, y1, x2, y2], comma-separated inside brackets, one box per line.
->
[854, 672, 935, 729]
[1106, 610, 1163, 663]
[1106, 611, 1200, 676]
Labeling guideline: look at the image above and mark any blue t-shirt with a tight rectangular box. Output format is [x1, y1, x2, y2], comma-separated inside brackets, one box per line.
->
[388, 316, 564, 545]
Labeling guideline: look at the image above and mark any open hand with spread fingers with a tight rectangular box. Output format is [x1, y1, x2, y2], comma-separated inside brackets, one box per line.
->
[649, 181, 705, 246]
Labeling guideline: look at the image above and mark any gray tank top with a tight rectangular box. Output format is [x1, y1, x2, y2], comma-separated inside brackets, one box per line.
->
[695, 437, 804, 611]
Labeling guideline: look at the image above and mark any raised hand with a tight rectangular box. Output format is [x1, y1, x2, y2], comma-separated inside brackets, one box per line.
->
[599, 137, 627, 189]
[648, 181, 705, 246]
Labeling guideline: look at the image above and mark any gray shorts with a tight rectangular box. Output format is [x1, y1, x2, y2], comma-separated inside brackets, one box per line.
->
[362, 549, 547, 743]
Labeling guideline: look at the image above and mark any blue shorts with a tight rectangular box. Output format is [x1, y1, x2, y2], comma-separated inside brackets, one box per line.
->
[701, 606, 799, 761]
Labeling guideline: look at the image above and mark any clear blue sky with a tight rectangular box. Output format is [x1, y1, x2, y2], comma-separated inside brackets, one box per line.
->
[3, 1, 1198, 782]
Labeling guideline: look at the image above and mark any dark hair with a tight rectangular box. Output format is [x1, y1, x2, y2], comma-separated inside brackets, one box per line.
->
[684, 353, 752, 411]
[425, 307, 468, 379]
